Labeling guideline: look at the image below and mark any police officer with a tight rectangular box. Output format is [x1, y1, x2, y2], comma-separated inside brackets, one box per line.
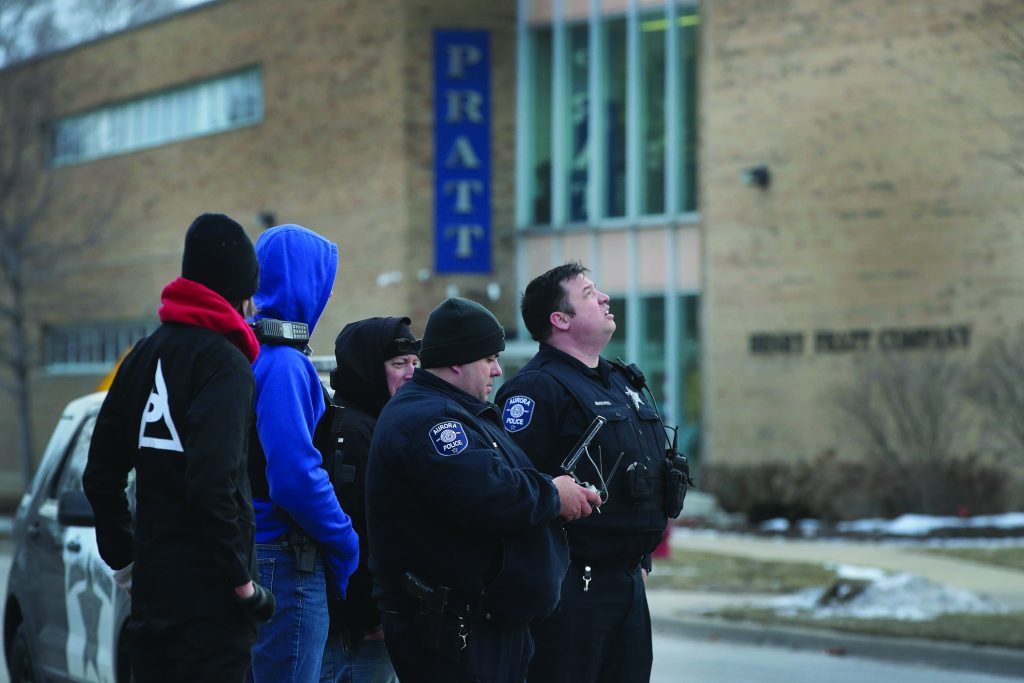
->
[365, 297, 601, 683]
[495, 262, 671, 683]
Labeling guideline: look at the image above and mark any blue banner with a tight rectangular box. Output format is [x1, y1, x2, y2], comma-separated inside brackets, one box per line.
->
[434, 30, 491, 274]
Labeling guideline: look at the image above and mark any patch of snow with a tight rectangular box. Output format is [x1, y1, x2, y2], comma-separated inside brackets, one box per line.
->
[832, 564, 887, 582]
[767, 570, 1007, 621]
[760, 518, 789, 533]
[837, 512, 1024, 536]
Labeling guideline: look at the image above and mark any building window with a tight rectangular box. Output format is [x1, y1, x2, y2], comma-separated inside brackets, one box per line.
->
[44, 321, 156, 371]
[519, 3, 699, 227]
[527, 27, 553, 224]
[605, 292, 701, 461]
[52, 67, 262, 167]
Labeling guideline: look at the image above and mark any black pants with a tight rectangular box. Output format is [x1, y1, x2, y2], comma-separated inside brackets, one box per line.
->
[381, 609, 533, 683]
[129, 615, 258, 683]
[528, 563, 652, 683]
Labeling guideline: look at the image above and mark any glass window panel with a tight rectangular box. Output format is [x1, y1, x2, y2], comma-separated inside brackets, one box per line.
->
[678, 6, 699, 212]
[680, 293, 701, 458]
[44, 321, 155, 367]
[56, 415, 95, 494]
[639, 10, 666, 215]
[567, 22, 589, 222]
[602, 17, 626, 218]
[52, 69, 262, 167]
[529, 28, 553, 224]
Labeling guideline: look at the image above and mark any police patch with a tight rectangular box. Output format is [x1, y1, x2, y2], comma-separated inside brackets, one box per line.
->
[429, 421, 469, 456]
[501, 395, 535, 433]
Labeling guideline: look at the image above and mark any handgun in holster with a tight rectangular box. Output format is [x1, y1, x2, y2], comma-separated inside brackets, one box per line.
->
[403, 571, 449, 651]
[287, 528, 318, 573]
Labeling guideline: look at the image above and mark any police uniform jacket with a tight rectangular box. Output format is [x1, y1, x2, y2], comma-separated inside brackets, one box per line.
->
[366, 369, 568, 624]
[495, 343, 668, 571]
[83, 278, 258, 629]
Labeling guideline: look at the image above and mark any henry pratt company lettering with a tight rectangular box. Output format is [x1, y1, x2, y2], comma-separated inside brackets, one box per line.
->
[434, 30, 491, 274]
[750, 324, 971, 356]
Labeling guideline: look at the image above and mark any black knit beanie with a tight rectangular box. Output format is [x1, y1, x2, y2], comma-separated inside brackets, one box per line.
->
[382, 318, 421, 360]
[419, 298, 505, 368]
[181, 213, 259, 302]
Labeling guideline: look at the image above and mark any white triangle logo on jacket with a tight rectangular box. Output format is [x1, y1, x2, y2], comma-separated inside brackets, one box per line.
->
[138, 359, 184, 453]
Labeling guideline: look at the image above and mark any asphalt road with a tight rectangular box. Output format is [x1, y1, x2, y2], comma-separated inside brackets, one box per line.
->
[651, 633, 1021, 682]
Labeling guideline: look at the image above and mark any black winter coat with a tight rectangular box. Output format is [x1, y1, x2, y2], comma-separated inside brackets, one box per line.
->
[327, 315, 415, 637]
[83, 321, 256, 629]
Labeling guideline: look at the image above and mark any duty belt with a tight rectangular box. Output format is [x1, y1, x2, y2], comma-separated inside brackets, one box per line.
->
[402, 571, 486, 653]
[570, 556, 643, 572]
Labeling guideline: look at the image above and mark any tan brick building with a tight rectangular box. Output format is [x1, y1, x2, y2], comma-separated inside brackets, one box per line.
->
[702, 0, 1024, 466]
[1, 0, 1022, 504]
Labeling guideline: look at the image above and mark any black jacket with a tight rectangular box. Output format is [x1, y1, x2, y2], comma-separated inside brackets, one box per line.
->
[366, 369, 568, 624]
[327, 316, 412, 637]
[84, 316, 256, 629]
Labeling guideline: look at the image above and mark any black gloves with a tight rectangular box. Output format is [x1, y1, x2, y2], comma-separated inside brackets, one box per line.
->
[236, 582, 276, 624]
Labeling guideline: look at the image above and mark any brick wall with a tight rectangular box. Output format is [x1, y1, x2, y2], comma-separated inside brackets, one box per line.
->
[702, 0, 1024, 464]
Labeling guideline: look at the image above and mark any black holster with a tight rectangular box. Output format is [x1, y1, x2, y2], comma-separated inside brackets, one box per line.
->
[403, 572, 449, 652]
[401, 572, 477, 657]
[287, 528, 318, 573]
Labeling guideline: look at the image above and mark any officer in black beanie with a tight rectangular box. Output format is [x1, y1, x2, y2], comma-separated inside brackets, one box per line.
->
[365, 297, 601, 683]
[84, 212, 274, 683]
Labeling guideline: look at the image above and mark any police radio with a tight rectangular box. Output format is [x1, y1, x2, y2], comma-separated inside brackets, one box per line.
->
[250, 318, 311, 352]
[663, 425, 694, 518]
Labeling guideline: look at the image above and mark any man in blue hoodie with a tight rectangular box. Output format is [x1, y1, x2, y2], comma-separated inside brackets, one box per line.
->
[247, 224, 360, 683]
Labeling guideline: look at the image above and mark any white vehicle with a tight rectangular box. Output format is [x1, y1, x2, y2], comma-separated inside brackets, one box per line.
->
[3, 392, 132, 683]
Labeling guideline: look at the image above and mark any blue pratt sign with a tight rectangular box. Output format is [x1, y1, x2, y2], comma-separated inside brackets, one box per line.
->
[434, 30, 491, 273]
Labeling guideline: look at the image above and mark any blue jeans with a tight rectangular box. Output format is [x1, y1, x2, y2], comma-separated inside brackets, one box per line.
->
[320, 634, 398, 683]
[248, 542, 331, 683]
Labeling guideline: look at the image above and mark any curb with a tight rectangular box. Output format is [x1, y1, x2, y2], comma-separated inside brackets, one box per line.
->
[652, 615, 1024, 678]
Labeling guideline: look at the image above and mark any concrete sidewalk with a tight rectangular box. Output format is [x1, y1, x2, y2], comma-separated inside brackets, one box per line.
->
[646, 529, 1024, 678]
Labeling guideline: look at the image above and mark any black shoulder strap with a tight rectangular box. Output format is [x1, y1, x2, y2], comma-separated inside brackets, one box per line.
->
[314, 385, 356, 495]
[611, 357, 647, 391]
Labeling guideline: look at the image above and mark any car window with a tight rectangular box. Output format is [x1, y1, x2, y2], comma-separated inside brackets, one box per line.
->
[53, 414, 96, 496]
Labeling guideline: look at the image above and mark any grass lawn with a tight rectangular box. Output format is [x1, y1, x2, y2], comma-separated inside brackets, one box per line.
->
[649, 548, 1024, 649]
[711, 607, 1024, 650]
[648, 549, 837, 593]
[920, 546, 1024, 572]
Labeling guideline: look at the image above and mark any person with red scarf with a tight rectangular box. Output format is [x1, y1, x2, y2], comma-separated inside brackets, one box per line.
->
[84, 213, 275, 683]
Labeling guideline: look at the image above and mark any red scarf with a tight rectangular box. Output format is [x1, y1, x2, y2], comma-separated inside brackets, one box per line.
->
[159, 277, 260, 362]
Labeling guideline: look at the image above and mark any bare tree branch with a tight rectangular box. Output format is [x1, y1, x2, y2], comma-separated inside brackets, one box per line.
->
[0, 0, 135, 489]
[829, 352, 970, 513]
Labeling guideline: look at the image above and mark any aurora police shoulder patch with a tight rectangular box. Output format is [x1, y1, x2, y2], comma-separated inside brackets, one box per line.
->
[501, 395, 535, 433]
[429, 421, 468, 456]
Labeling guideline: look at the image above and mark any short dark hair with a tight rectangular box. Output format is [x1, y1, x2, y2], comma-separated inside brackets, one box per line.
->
[521, 261, 589, 342]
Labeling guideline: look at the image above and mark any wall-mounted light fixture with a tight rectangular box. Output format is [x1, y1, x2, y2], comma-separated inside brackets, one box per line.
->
[741, 165, 771, 190]
[257, 210, 277, 230]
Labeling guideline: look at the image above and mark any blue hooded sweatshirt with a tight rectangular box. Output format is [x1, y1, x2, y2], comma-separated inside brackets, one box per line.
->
[251, 224, 358, 596]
